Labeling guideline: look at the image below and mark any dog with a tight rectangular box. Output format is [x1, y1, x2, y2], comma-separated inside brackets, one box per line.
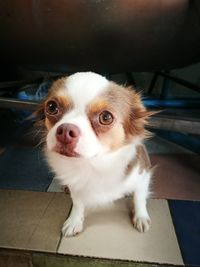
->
[37, 72, 154, 237]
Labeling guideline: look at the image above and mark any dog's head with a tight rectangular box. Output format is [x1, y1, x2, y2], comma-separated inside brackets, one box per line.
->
[37, 72, 153, 158]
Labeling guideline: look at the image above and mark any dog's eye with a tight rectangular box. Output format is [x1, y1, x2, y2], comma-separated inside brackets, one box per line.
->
[99, 111, 113, 125]
[46, 100, 59, 115]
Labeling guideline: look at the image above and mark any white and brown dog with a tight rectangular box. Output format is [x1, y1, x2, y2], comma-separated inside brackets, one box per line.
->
[37, 72, 154, 237]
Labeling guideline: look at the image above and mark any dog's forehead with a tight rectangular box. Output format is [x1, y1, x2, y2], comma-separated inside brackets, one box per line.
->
[64, 72, 109, 108]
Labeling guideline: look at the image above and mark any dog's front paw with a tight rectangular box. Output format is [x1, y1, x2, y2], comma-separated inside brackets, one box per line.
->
[133, 215, 151, 233]
[62, 216, 83, 237]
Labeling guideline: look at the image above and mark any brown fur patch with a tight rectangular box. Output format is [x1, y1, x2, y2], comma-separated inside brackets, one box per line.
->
[137, 145, 151, 172]
[125, 145, 151, 176]
[87, 99, 115, 135]
[126, 157, 138, 176]
[87, 97, 125, 150]
[45, 118, 53, 130]
[45, 78, 73, 115]
[87, 99, 111, 115]
[47, 78, 67, 97]
[44, 94, 73, 129]
[34, 78, 67, 121]
[101, 83, 155, 142]
[35, 77, 73, 130]
[86, 82, 155, 152]
[98, 124, 125, 150]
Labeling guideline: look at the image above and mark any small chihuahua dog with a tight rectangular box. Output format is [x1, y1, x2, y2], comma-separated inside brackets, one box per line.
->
[37, 72, 154, 237]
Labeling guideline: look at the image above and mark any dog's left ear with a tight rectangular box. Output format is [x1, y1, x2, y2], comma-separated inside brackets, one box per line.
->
[124, 87, 157, 138]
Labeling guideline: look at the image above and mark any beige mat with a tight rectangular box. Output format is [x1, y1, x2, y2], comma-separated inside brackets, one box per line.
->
[58, 198, 183, 265]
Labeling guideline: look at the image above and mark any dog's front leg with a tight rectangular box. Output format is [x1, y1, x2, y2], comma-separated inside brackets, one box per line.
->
[62, 201, 84, 237]
[132, 184, 151, 233]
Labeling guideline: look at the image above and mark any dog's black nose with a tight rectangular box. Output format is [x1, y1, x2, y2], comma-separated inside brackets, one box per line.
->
[56, 123, 80, 144]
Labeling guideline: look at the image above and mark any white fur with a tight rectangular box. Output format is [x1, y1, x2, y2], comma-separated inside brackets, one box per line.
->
[64, 72, 109, 112]
[45, 72, 152, 236]
[47, 144, 137, 206]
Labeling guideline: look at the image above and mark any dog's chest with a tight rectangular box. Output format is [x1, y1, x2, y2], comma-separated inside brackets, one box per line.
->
[52, 158, 145, 206]
[47, 145, 147, 206]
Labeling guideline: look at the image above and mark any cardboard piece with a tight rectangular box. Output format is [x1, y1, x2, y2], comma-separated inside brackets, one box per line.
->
[0, 190, 71, 252]
[0, 190, 183, 265]
[58, 198, 183, 265]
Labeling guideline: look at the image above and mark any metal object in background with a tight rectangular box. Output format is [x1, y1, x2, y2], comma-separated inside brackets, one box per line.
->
[148, 71, 200, 95]
[158, 72, 200, 94]
[143, 98, 200, 109]
[0, 97, 38, 111]
[149, 115, 200, 135]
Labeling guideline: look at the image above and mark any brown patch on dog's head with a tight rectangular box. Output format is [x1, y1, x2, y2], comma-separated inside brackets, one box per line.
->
[86, 82, 155, 152]
[87, 97, 125, 150]
[122, 88, 155, 141]
[43, 94, 73, 130]
[34, 77, 74, 130]
[101, 83, 155, 142]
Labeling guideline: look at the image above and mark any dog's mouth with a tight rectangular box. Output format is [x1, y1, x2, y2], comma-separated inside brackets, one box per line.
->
[54, 143, 80, 158]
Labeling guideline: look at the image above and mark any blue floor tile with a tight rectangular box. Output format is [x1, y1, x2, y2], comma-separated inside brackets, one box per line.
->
[169, 200, 200, 266]
[0, 147, 53, 191]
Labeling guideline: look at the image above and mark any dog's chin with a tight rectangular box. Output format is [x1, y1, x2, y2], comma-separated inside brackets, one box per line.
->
[57, 149, 80, 158]
[51, 142, 102, 159]
[54, 144, 80, 158]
